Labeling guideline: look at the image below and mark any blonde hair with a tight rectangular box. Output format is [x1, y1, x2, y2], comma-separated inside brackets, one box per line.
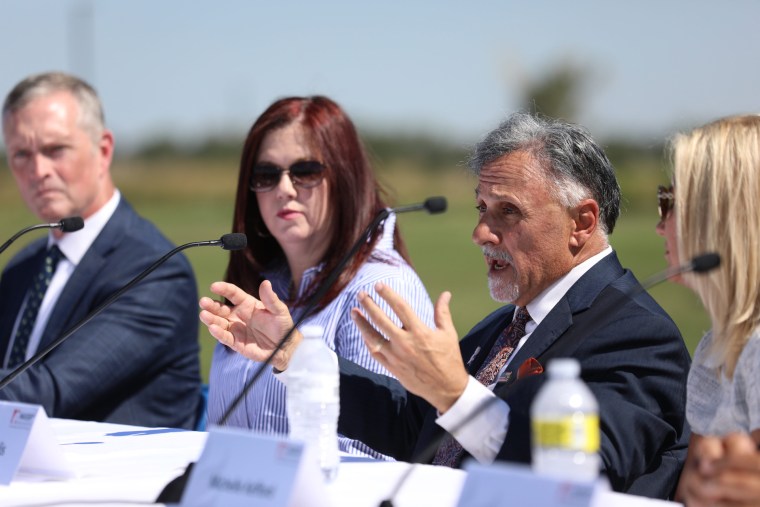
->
[673, 114, 760, 377]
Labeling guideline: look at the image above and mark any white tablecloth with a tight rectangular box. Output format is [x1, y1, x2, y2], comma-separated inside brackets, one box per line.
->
[0, 418, 681, 507]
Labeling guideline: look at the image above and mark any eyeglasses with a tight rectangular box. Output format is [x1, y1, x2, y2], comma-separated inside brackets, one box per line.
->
[658, 185, 674, 220]
[249, 160, 326, 193]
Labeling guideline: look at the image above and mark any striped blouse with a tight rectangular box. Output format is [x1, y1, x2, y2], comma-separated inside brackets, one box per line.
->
[207, 214, 435, 459]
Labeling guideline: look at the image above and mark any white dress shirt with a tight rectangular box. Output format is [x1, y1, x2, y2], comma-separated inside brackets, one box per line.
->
[4, 191, 121, 366]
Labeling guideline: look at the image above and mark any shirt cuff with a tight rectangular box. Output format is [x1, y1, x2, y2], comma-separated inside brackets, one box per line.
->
[435, 376, 509, 464]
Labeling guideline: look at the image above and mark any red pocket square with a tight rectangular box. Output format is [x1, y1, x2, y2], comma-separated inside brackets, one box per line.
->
[517, 357, 543, 379]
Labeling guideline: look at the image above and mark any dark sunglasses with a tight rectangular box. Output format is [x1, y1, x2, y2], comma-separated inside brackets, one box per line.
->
[249, 160, 326, 193]
[658, 185, 674, 220]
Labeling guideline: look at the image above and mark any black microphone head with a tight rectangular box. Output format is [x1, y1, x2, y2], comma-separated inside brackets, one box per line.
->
[691, 252, 721, 273]
[59, 216, 84, 232]
[423, 196, 447, 214]
[220, 233, 247, 251]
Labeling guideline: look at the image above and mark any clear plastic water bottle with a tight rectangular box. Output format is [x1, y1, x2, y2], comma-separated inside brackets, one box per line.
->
[530, 358, 600, 482]
[286, 325, 340, 482]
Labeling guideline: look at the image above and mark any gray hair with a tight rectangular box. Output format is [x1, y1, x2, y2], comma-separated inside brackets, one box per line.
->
[468, 112, 621, 234]
[3, 72, 106, 144]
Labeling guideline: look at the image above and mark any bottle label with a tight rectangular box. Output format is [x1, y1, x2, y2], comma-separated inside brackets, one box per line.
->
[532, 414, 600, 453]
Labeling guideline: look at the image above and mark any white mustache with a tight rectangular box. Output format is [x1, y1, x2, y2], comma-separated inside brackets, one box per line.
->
[482, 247, 512, 264]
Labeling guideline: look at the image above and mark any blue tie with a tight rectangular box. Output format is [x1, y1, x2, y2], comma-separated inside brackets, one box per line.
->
[8, 245, 64, 368]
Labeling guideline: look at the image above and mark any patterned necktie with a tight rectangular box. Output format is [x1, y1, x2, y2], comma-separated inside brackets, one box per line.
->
[8, 245, 64, 368]
[431, 306, 531, 468]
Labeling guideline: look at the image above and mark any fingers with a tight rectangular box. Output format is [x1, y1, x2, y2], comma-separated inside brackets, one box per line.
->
[198, 295, 233, 344]
[209, 281, 250, 307]
[696, 436, 725, 474]
[372, 282, 423, 331]
[258, 280, 290, 317]
[200, 283, 249, 348]
[199, 309, 234, 347]
[351, 307, 390, 360]
[356, 282, 427, 340]
[355, 289, 396, 336]
[198, 297, 232, 341]
[433, 291, 455, 333]
[724, 432, 758, 456]
[199, 295, 231, 318]
[715, 433, 760, 475]
[690, 434, 760, 505]
[353, 284, 454, 357]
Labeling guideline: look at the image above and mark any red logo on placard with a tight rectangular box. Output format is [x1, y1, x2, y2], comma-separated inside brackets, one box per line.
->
[9, 408, 34, 429]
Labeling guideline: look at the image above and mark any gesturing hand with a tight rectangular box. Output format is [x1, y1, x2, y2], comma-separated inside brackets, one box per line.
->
[199, 280, 301, 372]
[350, 282, 469, 414]
[677, 432, 760, 507]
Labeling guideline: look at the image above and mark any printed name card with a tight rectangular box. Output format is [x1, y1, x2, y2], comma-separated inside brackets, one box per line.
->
[181, 426, 329, 507]
[0, 400, 75, 484]
[456, 460, 608, 507]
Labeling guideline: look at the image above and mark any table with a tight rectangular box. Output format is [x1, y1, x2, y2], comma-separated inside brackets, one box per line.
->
[0, 419, 681, 507]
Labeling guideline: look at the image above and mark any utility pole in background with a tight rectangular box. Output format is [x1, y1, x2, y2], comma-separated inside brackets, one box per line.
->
[68, 1, 95, 83]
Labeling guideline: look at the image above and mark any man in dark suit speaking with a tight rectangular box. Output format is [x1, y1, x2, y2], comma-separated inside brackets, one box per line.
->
[201, 112, 691, 498]
[0, 72, 201, 429]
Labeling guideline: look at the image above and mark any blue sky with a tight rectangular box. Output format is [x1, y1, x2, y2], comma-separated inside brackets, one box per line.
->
[1, 0, 758, 151]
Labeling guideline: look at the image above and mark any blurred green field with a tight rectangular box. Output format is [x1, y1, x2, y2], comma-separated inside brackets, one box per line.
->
[0, 154, 709, 382]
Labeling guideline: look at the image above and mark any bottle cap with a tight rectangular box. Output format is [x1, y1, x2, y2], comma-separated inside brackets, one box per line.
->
[547, 358, 581, 379]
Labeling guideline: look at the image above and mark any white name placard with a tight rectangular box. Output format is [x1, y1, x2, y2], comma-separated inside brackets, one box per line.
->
[0, 401, 75, 484]
[181, 426, 329, 507]
[457, 460, 607, 507]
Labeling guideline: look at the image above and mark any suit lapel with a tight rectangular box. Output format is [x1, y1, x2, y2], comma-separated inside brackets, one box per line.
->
[507, 298, 573, 374]
[40, 201, 132, 348]
[504, 252, 626, 380]
[0, 242, 47, 354]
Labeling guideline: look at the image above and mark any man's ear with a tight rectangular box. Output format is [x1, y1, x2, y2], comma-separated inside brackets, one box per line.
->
[569, 199, 599, 248]
[98, 129, 115, 174]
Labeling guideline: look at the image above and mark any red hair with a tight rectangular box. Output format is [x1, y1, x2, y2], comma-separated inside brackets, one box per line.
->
[226, 96, 409, 311]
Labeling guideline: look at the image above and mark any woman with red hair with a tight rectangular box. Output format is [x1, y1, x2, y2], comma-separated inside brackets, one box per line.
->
[205, 96, 433, 459]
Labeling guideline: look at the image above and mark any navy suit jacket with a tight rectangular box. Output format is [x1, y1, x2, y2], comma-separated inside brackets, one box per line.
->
[337, 252, 691, 499]
[0, 198, 201, 429]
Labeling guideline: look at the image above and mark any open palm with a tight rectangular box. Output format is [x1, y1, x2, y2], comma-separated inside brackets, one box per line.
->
[199, 280, 300, 370]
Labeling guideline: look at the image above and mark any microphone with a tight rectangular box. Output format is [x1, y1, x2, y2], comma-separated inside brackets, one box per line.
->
[638, 252, 720, 289]
[0, 216, 85, 255]
[392, 197, 448, 214]
[0, 233, 247, 391]
[377, 252, 721, 507]
[155, 197, 448, 503]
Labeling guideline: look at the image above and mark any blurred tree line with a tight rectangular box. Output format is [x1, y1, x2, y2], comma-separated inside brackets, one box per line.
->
[0, 61, 669, 217]
[0, 62, 707, 364]
[124, 60, 669, 214]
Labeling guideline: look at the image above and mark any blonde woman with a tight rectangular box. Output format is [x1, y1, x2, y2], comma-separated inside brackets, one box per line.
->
[656, 115, 760, 505]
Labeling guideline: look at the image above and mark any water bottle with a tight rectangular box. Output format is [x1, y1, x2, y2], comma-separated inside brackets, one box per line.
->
[530, 358, 600, 482]
[286, 325, 340, 482]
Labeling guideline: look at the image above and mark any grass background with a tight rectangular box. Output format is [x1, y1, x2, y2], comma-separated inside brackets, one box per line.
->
[0, 150, 709, 382]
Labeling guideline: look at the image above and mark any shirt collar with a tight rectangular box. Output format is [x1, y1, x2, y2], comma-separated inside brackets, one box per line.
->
[525, 246, 613, 326]
[48, 190, 121, 265]
[267, 210, 400, 300]
[376, 211, 396, 251]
